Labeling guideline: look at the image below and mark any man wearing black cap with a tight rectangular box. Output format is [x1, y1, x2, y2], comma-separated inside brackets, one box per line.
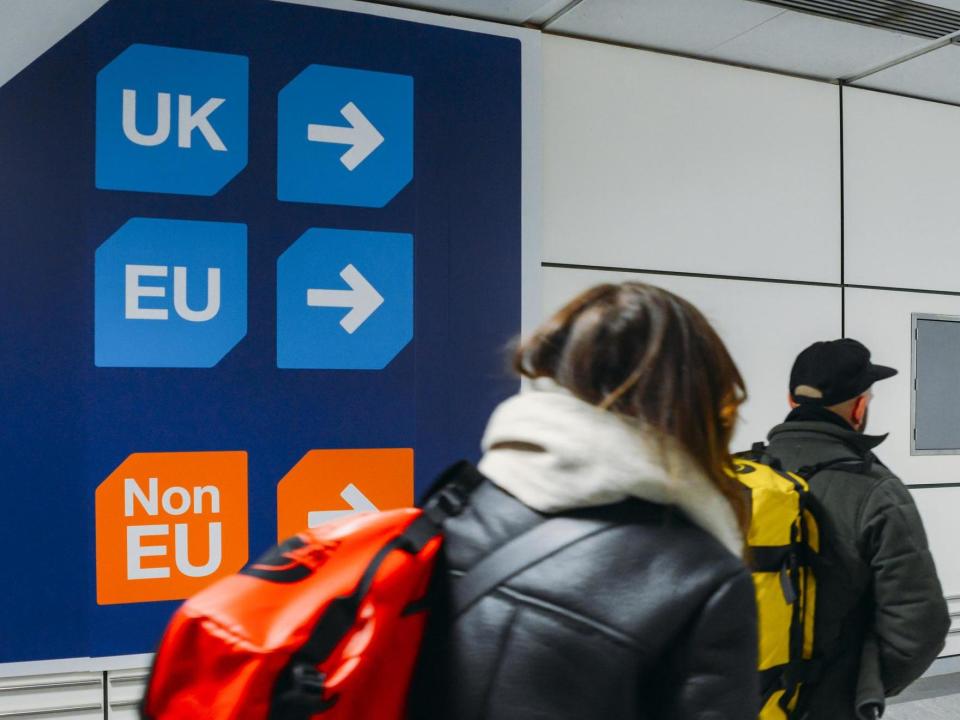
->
[765, 338, 949, 720]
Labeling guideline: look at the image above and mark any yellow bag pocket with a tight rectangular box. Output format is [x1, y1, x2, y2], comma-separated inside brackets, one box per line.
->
[754, 570, 792, 671]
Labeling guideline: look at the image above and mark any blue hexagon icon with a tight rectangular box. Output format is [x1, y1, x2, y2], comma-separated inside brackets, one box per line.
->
[277, 229, 413, 369]
[278, 65, 413, 207]
[96, 44, 248, 196]
[95, 218, 247, 367]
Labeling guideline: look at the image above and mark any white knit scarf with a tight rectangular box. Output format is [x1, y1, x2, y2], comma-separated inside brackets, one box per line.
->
[478, 381, 743, 557]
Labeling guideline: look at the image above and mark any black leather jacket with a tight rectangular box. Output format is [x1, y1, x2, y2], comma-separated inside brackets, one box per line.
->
[408, 468, 759, 720]
[766, 407, 949, 719]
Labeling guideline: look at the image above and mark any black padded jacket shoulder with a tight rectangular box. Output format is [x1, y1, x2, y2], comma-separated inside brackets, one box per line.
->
[408, 469, 759, 720]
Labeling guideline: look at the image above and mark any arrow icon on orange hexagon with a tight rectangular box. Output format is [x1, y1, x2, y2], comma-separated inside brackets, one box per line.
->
[307, 102, 384, 171]
[307, 264, 384, 334]
[307, 483, 380, 528]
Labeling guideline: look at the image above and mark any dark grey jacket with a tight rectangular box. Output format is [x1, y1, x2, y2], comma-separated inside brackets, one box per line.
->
[408, 469, 759, 720]
[766, 410, 949, 719]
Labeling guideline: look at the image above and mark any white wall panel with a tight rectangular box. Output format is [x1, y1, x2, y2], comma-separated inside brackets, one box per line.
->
[910, 489, 960, 600]
[845, 288, 960, 485]
[946, 596, 960, 657]
[542, 268, 841, 450]
[542, 35, 840, 283]
[0, 672, 103, 718]
[846, 288, 960, 643]
[106, 669, 148, 719]
[845, 88, 960, 293]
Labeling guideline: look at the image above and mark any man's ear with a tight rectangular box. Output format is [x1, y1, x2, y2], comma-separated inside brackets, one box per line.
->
[788, 392, 799, 409]
[852, 395, 868, 427]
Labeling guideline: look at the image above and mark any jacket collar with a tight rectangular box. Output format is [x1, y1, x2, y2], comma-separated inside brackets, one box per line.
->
[769, 406, 887, 455]
[785, 403, 855, 432]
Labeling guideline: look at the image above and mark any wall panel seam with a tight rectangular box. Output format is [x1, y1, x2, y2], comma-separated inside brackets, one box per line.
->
[541, 262, 840, 288]
[840, 83, 846, 337]
[544, 263, 960, 299]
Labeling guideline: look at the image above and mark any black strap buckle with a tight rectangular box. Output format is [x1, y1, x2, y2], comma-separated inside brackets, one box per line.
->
[419, 461, 483, 524]
[284, 663, 338, 714]
[780, 556, 799, 605]
[291, 664, 326, 695]
[437, 484, 469, 515]
[424, 482, 472, 524]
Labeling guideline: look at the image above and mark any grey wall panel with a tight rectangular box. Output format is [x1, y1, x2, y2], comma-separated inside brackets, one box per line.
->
[914, 316, 960, 453]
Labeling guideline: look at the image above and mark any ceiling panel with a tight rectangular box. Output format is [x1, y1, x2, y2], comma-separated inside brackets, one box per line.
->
[853, 43, 960, 104]
[706, 10, 930, 80]
[526, 0, 582, 25]
[0, 0, 108, 88]
[926, 0, 960, 11]
[368, 0, 564, 23]
[545, 0, 785, 54]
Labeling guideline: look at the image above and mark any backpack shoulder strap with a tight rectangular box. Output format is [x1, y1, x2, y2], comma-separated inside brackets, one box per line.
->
[739, 442, 871, 480]
[425, 465, 612, 616]
[452, 517, 609, 617]
[795, 456, 871, 480]
[736, 441, 784, 470]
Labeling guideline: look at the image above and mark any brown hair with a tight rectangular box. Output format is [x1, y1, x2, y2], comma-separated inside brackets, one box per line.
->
[515, 282, 750, 540]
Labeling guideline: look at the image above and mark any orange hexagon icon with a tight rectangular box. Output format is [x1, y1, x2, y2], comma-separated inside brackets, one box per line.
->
[276, 449, 414, 541]
[96, 451, 248, 605]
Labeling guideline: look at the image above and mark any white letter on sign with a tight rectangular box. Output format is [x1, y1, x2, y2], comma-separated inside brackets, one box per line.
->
[194, 486, 221, 514]
[122, 90, 171, 147]
[175, 522, 223, 577]
[178, 95, 227, 151]
[127, 524, 170, 580]
[124, 476, 159, 517]
[173, 267, 221, 322]
[125, 265, 168, 320]
[161, 486, 191, 516]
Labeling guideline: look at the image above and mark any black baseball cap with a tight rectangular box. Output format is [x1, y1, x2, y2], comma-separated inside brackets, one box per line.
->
[790, 338, 897, 406]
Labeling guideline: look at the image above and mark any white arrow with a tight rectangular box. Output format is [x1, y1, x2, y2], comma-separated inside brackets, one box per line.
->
[306, 264, 384, 334]
[307, 484, 379, 527]
[306, 102, 384, 171]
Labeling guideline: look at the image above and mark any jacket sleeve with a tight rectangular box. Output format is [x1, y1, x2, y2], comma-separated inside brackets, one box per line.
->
[659, 568, 760, 720]
[859, 477, 950, 695]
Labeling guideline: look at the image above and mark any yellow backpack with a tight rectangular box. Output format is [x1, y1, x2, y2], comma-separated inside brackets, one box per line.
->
[734, 445, 824, 720]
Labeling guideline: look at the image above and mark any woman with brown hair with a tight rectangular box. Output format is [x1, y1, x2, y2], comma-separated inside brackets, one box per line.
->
[408, 282, 759, 720]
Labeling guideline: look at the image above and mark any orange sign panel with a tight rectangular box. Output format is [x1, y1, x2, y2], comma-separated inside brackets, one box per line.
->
[96, 451, 248, 605]
[276, 448, 414, 541]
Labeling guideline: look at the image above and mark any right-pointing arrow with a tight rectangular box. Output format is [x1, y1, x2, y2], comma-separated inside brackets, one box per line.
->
[307, 102, 384, 171]
[307, 264, 384, 334]
[307, 483, 380, 527]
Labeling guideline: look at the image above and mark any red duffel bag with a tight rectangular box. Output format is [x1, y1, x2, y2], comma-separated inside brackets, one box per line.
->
[141, 463, 479, 720]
